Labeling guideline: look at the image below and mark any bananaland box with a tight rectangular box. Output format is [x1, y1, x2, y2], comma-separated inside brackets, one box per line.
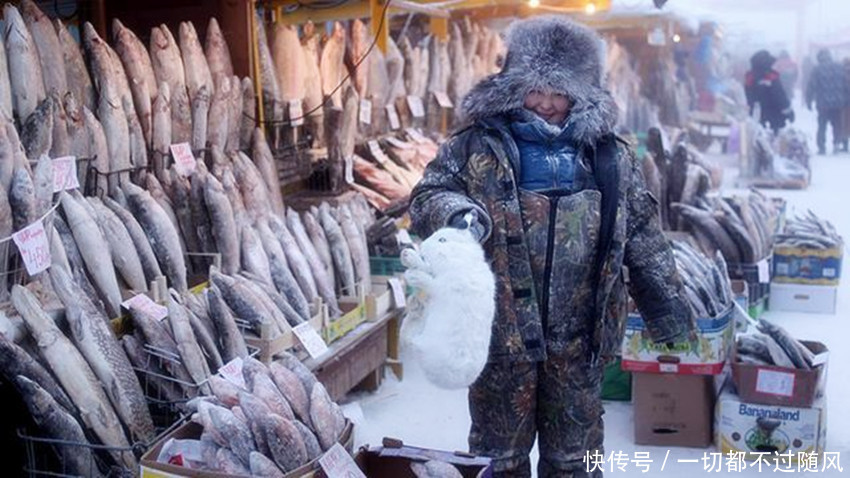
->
[715, 383, 826, 463]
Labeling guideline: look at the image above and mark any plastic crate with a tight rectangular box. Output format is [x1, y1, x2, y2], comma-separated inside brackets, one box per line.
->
[370, 255, 406, 276]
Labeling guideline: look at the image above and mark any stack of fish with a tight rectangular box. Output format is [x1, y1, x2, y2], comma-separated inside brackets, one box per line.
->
[643, 128, 723, 231]
[773, 127, 811, 174]
[736, 319, 816, 370]
[670, 190, 779, 265]
[776, 211, 842, 250]
[745, 120, 809, 184]
[253, 15, 501, 191]
[351, 132, 440, 209]
[186, 353, 346, 476]
[605, 40, 658, 135]
[671, 240, 733, 319]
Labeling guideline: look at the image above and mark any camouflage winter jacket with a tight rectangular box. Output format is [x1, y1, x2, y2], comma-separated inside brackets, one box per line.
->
[409, 116, 693, 365]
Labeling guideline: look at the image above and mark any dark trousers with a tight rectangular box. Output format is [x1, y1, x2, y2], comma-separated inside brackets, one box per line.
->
[468, 336, 605, 478]
[816, 108, 843, 153]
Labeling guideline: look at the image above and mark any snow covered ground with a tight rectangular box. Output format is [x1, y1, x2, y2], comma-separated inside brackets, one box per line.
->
[345, 105, 850, 476]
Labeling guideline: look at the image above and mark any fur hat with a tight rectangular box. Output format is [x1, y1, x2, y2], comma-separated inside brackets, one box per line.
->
[461, 16, 618, 145]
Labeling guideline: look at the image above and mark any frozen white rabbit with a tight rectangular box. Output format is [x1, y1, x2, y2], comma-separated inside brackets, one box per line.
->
[400, 224, 495, 389]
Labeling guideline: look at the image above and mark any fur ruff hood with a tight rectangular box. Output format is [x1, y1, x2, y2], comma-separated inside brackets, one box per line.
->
[461, 16, 618, 146]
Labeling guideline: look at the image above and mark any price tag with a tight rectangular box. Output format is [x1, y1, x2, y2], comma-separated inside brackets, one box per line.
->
[217, 357, 247, 389]
[811, 351, 829, 367]
[122, 294, 168, 322]
[406, 95, 425, 118]
[359, 98, 372, 125]
[52, 156, 80, 192]
[170, 143, 196, 176]
[757, 258, 770, 284]
[289, 100, 304, 127]
[396, 229, 413, 245]
[367, 140, 387, 164]
[755, 369, 795, 397]
[344, 156, 354, 184]
[385, 137, 410, 150]
[11, 220, 51, 275]
[387, 277, 406, 308]
[433, 91, 453, 109]
[405, 128, 427, 144]
[318, 443, 367, 478]
[293, 322, 328, 359]
[386, 104, 401, 130]
[659, 363, 678, 373]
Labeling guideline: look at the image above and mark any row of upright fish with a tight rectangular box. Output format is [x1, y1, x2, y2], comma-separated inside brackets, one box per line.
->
[671, 240, 734, 319]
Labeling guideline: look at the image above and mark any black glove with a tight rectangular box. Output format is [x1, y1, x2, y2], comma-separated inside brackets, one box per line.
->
[448, 210, 486, 242]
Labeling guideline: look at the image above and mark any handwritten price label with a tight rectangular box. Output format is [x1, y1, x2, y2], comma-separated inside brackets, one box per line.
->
[359, 99, 372, 125]
[386, 104, 401, 130]
[52, 156, 80, 192]
[406, 95, 425, 118]
[122, 294, 168, 322]
[386, 137, 410, 150]
[170, 143, 196, 176]
[405, 128, 427, 144]
[367, 140, 388, 164]
[319, 443, 366, 478]
[293, 322, 328, 359]
[387, 277, 406, 308]
[289, 100, 304, 127]
[344, 156, 354, 185]
[433, 91, 454, 109]
[218, 357, 247, 389]
[12, 220, 51, 275]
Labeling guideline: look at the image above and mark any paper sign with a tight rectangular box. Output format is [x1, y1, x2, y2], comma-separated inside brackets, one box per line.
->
[755, 369, 795, 397]
[757, 258, 770, 284]
[405, 128, 427, 144]
[386, 104, 401, 130]
[659, 363, 678, 373]
[359, 99, 372, 125]
[811, 352, 829, 367]
[396, 229, 413, 245]
[11, 220, 51, 275]
[367, 140, 387, 164]
[407, 95, 425, 118]
[52, 156, 80, 192]
[289, 100, 304, 127]
[170, 143, 196, 176]
[344, 156, 354, 184]
[122, 294, 168, 322]
[293, 322, 328, 358]
[385, 137, 410, 150]
[218, 357, 247, 389]
[433, 91, 454, 109]
[387, 277, 406, 308]
[319, 443, 367, 478]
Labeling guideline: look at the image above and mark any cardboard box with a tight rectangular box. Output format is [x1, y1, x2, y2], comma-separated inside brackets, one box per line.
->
[140, 420, 354, 477]
[366, 277, 394, 321]
[715, 383, 826, 463]
[633, 373, 718, 447]
[772, 244, 842, 286]
[621, 306, 734, 375]
[768, 283, 838, 315]
[732, 341, 828, 408]
[354, 441, 491, 477]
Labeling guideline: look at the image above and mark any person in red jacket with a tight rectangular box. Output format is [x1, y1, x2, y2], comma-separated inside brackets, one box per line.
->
[745, 50, 794, 134]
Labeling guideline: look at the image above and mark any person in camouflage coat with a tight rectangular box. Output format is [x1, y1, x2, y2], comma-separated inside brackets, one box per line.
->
[409, 16, 694, 477]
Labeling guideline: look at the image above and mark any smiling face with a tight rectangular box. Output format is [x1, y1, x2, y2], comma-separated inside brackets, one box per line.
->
[523, 90, 572, 125]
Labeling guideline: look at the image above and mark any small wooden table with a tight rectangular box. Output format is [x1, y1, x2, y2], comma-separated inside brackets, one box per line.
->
[305, 308, 404, 402]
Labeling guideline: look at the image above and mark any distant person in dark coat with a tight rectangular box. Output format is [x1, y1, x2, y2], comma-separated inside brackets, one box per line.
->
[806, 49, 848, 154]
[745, 50, 793, 134]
